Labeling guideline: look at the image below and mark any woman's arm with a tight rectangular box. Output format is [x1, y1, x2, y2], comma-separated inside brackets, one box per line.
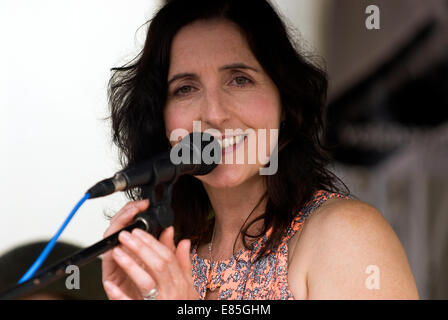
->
[288, 199, 419, 299]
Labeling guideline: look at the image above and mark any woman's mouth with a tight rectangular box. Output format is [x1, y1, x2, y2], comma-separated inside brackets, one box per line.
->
[219, 134, 248, 156]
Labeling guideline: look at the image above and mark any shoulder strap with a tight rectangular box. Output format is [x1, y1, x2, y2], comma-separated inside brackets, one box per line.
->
[282, 190, 350, 242]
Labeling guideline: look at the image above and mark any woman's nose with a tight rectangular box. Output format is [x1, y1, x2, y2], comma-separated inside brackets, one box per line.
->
[200, 88, 231, 129]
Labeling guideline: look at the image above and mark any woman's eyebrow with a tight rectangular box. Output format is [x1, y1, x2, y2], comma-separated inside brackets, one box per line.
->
[167, 63, 259, 86]
[219, 63, 259, 72]
[167, 73, 197, 86]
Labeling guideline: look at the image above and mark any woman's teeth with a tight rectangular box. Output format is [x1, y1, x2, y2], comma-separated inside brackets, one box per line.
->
[221, 135, 246, 149]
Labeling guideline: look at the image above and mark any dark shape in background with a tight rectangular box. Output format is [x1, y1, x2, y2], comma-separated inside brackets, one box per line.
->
[322, 0, 448, 300]
[324, 0, 448, 167]
[0, 241, 107, 300]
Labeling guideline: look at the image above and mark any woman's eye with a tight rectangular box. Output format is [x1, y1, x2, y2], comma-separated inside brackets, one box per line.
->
[172, 77, 252, 96]
[173, 85, 194, 96]
[232, 76, 252, 86]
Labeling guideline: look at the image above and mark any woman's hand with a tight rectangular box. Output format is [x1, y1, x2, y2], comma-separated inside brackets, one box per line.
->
[102, 199, 199, 300]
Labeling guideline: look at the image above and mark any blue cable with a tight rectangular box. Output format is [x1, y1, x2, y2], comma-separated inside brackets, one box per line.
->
[18, 193, 91, 284]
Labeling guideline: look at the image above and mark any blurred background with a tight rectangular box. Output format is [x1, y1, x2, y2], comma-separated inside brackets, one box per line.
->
[0, 0, 447, 299]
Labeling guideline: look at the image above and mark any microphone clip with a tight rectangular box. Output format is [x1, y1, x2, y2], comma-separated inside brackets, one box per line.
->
[133, 171, 177, 239]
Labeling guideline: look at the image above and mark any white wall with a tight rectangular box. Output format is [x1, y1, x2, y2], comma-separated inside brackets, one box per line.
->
[0, 0, 162, 255]
[271, 0, 328, 57]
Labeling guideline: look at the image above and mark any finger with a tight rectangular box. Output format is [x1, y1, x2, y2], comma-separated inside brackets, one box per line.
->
[103, 200, 150, 238]
[176, 239, 198, 300]
[110, 199, 149, 226]
[119, 229, 178, 288]
[130, 228, 179, 278]
[130, 229, 176, 264]
[176, 239, 193, 280]
[103, 280, 132, 300]
[111, 246, 157, 297]
[158, 226, 176, 252]
[123, 230, 198, 300]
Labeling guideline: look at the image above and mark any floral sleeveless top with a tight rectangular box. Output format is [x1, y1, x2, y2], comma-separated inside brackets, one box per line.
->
[190, 190, 349, 300]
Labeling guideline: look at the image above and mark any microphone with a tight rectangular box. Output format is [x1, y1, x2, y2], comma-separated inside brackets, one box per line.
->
[86, 132, 221, 199]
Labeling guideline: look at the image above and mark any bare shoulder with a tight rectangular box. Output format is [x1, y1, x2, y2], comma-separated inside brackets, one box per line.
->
[287, 197, 419, 300]
[305, 197, 390, 234]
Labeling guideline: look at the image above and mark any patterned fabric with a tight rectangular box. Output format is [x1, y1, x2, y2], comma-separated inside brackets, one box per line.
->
[191, 190, 349, 300]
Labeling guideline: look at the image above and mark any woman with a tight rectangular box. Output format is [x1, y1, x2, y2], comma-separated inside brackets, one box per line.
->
[102, 0, 419, 300]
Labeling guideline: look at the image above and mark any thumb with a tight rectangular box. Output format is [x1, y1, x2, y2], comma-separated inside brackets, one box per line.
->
[176, 239, 193, 279]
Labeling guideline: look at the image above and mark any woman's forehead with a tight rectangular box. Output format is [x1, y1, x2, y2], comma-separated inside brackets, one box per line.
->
[168, 19, 258, 73]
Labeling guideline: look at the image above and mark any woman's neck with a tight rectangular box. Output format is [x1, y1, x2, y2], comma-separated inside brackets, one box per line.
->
[202, 176, 267, 257]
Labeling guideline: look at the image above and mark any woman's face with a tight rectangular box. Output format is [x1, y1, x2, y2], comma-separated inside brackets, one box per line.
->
[164, 19, 282, 189]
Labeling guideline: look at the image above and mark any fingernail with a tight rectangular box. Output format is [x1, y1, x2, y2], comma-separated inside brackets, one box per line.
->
[104, 280, 115, 291]
[120, 231, 131, 241]
[104, 281, 118, 295]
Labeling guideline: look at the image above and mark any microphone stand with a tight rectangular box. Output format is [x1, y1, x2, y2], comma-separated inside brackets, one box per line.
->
[0, 180, 175, 300]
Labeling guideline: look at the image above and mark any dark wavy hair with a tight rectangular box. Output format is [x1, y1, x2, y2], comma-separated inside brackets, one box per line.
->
[108, 0, 349, 259]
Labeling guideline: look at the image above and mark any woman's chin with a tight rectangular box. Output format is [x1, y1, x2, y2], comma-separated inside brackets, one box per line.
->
[198, 164, 258, 190]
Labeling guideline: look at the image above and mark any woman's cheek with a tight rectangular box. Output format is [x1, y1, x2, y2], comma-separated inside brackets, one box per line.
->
[164, 106, 183, 136]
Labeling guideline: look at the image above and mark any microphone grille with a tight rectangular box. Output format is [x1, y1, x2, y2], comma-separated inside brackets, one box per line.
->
[177, 132, 221, 176]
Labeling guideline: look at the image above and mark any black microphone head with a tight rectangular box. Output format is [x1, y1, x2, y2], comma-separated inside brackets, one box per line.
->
[172, 132, 222, 176]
